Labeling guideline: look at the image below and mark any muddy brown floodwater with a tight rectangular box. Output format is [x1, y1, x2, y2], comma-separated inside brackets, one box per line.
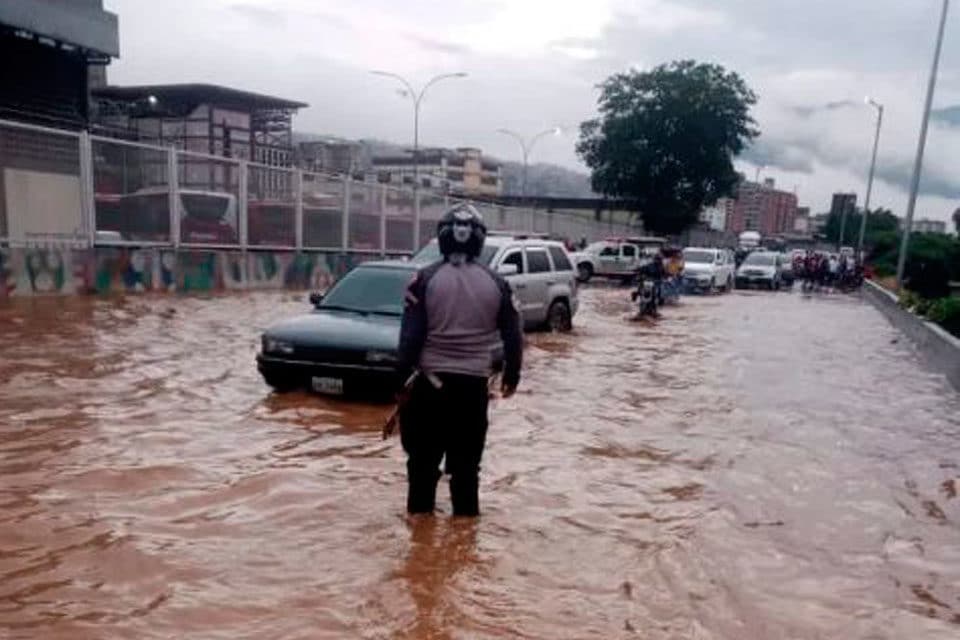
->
[1, 287, 959, 639]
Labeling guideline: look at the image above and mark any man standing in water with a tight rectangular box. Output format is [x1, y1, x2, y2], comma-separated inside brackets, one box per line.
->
[397, 204, 523, 517]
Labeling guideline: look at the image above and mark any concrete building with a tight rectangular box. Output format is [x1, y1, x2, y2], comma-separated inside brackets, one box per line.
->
[700, 198, 734, 232]
[0, 0, 119, 129]
[727, 178, 798, 236]
[794, 206, 811, 234]
[298, 138, 366, 176]
[830, 193, 857, 221]
[913, 218, 947, 234]
[371, 147, 502, 196]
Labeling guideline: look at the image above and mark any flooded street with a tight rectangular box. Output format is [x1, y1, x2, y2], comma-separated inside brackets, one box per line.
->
[1, 287, 959, 639]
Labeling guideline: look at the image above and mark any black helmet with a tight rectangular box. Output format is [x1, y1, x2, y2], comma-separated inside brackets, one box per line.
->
[437, 203, 487, 259]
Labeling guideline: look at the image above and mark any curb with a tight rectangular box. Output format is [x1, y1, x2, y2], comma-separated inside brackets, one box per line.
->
[862, 280, 960, 392]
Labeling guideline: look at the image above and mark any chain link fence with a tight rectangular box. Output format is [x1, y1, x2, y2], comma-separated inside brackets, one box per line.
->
[0, 118, 640, 252]
[0, 121, 86, 245]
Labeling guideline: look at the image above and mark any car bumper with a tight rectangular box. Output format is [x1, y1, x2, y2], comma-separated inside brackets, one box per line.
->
[736, 276, 773, 287]
[257, 354, 402, 396]
[683, 276, 714, 289]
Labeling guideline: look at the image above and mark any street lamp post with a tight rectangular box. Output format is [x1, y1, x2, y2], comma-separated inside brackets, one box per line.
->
[857, 98, 884, 259]
[496, 127, 561, 197]
[370, 70, 467, 249]
[897, 0, 950, 291]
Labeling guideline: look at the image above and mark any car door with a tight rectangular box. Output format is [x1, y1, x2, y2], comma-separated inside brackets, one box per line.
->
[496, 247, 536, 326]
[619, 243, 639, 275]
[523, 246, 553, 325]
[596, 243, 619, 275]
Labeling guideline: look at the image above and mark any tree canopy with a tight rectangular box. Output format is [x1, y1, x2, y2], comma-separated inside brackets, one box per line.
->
[822, 208, 899, 247]
[576, 60, 759, 235]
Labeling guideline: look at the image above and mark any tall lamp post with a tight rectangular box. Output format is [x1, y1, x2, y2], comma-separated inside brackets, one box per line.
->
[496, 127, 562, 197]
[857, 97, 884, 259]
[370, 70, 467, 248]
[897, 0, 950, 291]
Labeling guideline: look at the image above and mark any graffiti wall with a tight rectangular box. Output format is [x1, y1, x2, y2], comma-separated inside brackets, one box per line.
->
[0, 247, 384, 297]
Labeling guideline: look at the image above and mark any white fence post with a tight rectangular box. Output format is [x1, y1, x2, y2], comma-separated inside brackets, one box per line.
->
[294, 169, 303, 251]
[413, 186, 421, 251]
[238, 159, 249, 249]
[380, 184, 387, 257]
[78, 131, 95, 248]
[168, 146, 180, 248]
[341, 175, 351, 252]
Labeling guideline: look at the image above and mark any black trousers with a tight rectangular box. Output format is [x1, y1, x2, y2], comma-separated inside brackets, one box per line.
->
[399, 373, 490, 516]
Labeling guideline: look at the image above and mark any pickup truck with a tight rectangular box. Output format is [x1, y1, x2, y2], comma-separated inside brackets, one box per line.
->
[573, 237, 665, 283]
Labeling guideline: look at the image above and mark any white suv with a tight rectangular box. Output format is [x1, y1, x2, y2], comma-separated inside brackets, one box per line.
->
[413, 233, 579, 332]
[682, 247, 736, 293]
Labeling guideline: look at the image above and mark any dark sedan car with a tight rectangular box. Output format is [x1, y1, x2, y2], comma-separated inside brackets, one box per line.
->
[257, 261, 416, 396]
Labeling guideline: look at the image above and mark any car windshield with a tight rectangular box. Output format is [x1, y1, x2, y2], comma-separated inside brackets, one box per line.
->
[411, 241, 498, 266]
[319, 267, 413, 315]
[744, 253, 777, 266]
[683, 250, 716, 264]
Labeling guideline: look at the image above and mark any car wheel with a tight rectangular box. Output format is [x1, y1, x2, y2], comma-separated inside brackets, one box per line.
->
[546, 300, 572, 333]
[263, 373, 298, 392]
[577, 263, 593, 283]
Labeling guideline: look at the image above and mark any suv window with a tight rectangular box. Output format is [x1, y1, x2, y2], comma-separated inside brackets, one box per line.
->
[621, 245, 637, 258]
[526, 248, 551, 273]
[599, 245, 618, 257]
[501, 249, 524, 274]
[548, 246, 573, 271]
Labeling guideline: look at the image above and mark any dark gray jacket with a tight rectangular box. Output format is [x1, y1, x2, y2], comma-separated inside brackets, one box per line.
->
[398, 260, 523, 388]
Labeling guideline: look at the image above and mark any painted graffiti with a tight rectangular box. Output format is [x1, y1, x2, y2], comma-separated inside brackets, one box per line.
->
[0, 247, 374, 297]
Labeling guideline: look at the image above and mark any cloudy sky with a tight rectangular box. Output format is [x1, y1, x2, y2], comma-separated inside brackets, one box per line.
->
[103, 0, 960, 225]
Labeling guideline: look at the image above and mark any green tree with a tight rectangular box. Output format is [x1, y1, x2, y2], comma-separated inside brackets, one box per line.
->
[823, 208, 899, 246]
[953, 207, 960, 234]
[576, 60, 759, 236]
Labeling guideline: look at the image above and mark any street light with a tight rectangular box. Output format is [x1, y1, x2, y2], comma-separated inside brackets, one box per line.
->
[857, 97, 884, 259]
[897, 0, 950, 291]
[496, 127, 562, 197]
[370, 70, 467, 249]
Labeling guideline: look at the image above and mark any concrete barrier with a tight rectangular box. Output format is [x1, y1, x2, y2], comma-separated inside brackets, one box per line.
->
[0, 246, 401, 297]
[862, 279, 960, 391]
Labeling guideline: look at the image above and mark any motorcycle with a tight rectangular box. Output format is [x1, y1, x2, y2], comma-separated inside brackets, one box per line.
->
[631, 272, 660, 319]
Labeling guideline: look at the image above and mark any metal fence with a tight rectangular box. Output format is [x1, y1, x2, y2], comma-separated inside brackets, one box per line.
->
[0, 117, 640, 252]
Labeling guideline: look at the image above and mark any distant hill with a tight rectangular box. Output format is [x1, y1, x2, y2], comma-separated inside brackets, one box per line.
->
[291, 132, 596, 197]
[499, 161, 596, 198]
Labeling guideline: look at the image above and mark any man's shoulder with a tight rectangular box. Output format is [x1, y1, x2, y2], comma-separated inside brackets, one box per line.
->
[471, 262, 511, 291]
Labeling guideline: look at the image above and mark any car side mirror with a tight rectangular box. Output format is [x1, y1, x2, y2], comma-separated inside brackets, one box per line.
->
[497, 264, 519, 276]
[309, 292, 324, 306]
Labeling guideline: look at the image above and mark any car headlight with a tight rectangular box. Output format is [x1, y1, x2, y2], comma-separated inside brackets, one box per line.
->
[262, 336, 295, 355]
[366, 350, 398, 364]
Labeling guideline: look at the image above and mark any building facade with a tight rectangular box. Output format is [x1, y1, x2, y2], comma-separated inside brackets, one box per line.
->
[298, 138, 365, 176]
[371, 147, 502, 196]
[727, 178, 798, 236]
[794, 206, 811, 234]
[830, 193, 857, 220]
[0, 0, 119, 130]
[913, 218, 947, 234]
[700, 197, 734, 232]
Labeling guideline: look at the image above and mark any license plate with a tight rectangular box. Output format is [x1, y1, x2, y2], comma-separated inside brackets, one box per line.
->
[311, 376, 344, 395]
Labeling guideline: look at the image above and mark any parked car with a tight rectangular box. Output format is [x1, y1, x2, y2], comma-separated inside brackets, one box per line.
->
[681, 247, 736, 293]
[735, 251, 784, 290]
[413, 232, 579, 331]
[573, 236, 666, 283]
[257, 261, 416, 395]
[779, 252, 796, 286]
